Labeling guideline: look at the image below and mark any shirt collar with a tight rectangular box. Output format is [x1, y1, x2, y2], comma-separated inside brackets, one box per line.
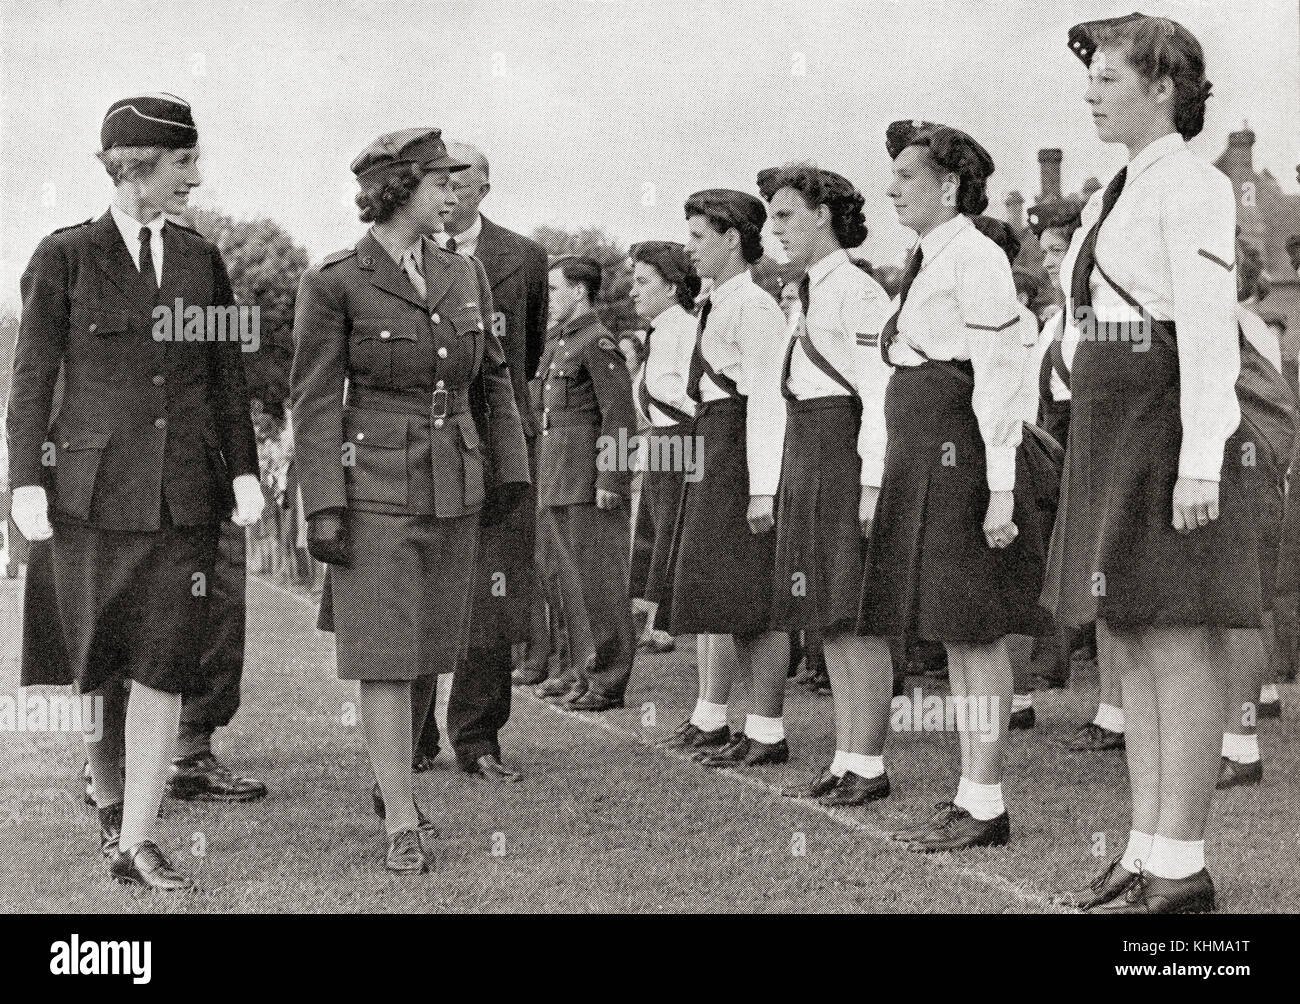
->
[918, 213, 970, 261]
[807, 248, 849, 288]
[650, 302, 688, 328]
[458, 215, 482, 245]
[110, 202, 165, 241]
[559, 309, 602, 337]
[708, 268, 754, 305]
[369, 226, 423, 268]
[1127, 131, 1185, 182]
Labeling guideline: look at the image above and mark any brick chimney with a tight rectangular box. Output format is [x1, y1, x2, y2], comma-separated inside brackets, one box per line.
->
[1005, 191, 1024, 233]
[1223, 125, 1256, 174]
[1038, 148, 1063, 201]
[1080, 177, 1102, 200]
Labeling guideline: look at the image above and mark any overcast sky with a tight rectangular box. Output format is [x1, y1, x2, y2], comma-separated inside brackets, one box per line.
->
[2, 0, 1297, 309]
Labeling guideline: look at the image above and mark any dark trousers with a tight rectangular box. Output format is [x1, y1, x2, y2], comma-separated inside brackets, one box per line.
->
[178, 521, 247, 755]
[549, 503, 635, 700]
[417, 640, 513, 766]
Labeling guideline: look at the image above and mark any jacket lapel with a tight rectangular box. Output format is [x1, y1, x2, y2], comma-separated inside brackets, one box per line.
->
[475, 217, 523, 288]
[420, 236, 456, 312]
[86, 210, 152, 308]
[160, 222, 202, 304]
[358, 233, 427, 310]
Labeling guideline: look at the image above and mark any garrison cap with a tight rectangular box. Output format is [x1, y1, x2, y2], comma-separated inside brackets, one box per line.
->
[350, 127, 470, 181]
[1026, 197, 1084, 238]
[684, 189, 766, 235]
[101, 93, 197, 150]
[1068, 12, 1149, 66]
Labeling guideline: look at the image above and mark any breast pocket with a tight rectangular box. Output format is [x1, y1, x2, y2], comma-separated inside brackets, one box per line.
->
[456, 414, 485, 510]
[51, 431, 113, 521]
[349, 318, 418, 387]
[342, 408, 410, 507]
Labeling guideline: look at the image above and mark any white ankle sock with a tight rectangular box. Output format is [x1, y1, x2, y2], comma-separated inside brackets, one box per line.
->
[829, 751, 848, 777]
[744, 714, 784, 744]
[1260, 683, 1279, 704]
[842, 753, 885, 779]
[691, 701, 728, 732]
[1222, 732, 1260, 764]
[1011, 694, 1033, 712]
[1147, 835, 1205, 880]
[1094, 703, 1124, 734]
[1120, 830, 1153, 874]
[953, 776, 972, 810]
[961, 780, 1005, 821]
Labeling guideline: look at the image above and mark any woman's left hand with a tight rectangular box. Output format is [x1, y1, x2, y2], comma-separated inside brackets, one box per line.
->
[231, 474, 266, 527]
[1172, 477, 1219, 533]
[983, 490, 1017, 549]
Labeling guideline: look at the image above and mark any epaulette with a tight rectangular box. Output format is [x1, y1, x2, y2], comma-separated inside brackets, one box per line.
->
[320, 247, 357, 268]
[51, 218, 93, 235]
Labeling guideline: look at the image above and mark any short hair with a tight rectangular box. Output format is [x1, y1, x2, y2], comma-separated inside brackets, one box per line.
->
[1013, 269, 1041, 303]
[355, 162, 425, 224]
[630, 241, 701, 310]
[1042, 220, 1082, 244]
[684, 194, 765, 265]
[551, 255, 602, 302]
[95, 145, 170, 185]
[765, 163, 869, 250]
[903, 127, 994, 216]
[1089, 15, 1212, 140]
[970, 215, 1021, 267]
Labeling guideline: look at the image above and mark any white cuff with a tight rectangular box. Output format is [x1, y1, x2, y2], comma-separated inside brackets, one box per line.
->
[985, 445, 1016, 494]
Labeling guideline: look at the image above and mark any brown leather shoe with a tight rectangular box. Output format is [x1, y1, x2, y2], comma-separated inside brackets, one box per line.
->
[890, 802, 960, 843]
[512, 667, 548, 686]
[905, 808, 1010, 852]
[661, 722, 731, 750]
[385, 829, 430, 875]
[550, 680, 589, 705]
[1088, 869, 1215, 914]
[819, 770, 889, 806]
[110, 840, 195, 891]
[168, 752, 267, 802]
[1064, 722, 1125, 752]
[781, 769, 841, 799]
[1050, 853, 1138, 909]
[1257, 698, 1281, 719]
[1216, 756, 1262, 789]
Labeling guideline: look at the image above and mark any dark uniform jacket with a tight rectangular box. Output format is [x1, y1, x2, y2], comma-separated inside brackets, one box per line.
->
[532, 311, 636, 507]
[291, 231, 528, 521]
[5, 211, 257, 531]
[465, 217, 548, 646]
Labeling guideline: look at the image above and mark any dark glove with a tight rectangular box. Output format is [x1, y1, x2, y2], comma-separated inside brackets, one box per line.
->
[307, 509, 350, 566]
[480, 481, 528, 528]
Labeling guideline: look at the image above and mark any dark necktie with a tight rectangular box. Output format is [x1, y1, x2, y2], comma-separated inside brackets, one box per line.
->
[878, 245, 923, 363]
[138, 226, 160, 300]
[637, 324, 655, 416]
[798, 274, 811, 316]
[685, 299, 714, 402]
[445, 234, 458, 254]
[1069, 167, 1127, 315]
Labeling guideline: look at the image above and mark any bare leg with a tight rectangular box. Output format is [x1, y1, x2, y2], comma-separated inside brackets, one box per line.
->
[84, 682, 127, 808]
[825, 632, 892, 755]
[1222, 626, 1265, 740]
[948, 638, 1011, 787]
[118, 681, 182, 850]
[734, 630, 789, 720]
[701, 633, 740, 706]
[944, 643, 972, 781]
[358, 680, 418, 835]
[1102, 620, 1159, 837]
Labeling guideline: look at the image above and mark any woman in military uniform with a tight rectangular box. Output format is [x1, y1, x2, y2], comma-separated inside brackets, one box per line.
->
[1048, 15, 1250, 914]
[291, 128, 528, 875]
[6, 94, 262, 891]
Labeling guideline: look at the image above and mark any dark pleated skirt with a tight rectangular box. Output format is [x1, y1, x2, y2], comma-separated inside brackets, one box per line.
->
[857, 361, 1048, 644]
[665, 398, 775, 637]
[323, 509, 480, 680]
[630, 424, 689, 630]
[772, 396, 865, 634]
[1042, 325, 1261, 630]
[21, 520, 219, 694]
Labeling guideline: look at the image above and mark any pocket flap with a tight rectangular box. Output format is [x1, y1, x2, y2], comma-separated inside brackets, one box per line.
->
[59, 431, 112, 451]
[352, 319, 417, 344]
[342, 408, 408, 449]
[451, 309, 485, 336]
[457, 414, 480, 451]
[85, 312, 128, 336]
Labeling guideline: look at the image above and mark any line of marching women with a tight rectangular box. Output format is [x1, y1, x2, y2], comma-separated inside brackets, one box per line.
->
[6, 12, 1291, 911]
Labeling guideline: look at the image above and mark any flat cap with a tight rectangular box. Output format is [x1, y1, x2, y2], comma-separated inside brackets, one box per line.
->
[684, 189, 766, 234]
[101, 93, 197, 150]
[1026, 197, 1084, 238]
[350, 127, 469, 180]
[1068, 12, 1149, 66]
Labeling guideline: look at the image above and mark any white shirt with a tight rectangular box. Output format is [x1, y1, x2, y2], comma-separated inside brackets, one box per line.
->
[110, 202, 164, 286]
[439, 214, 482, 259]
[1013, 303, 1042, 426]
[1061, 132, 1240, 483]
[696, 269, 788, 496]
[887, 214, 1025, 492]
[1044, 309, 1079, 403]
[787, 249, 892, 486]
[637, 302, 697, 427]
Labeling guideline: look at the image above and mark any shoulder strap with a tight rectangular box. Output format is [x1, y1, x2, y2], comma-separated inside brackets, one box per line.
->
[1048, 336, 1071, 388]
[1093, 260, 1176, 351]
[697, 350, 740, 398]
[796, 333, 858, 398]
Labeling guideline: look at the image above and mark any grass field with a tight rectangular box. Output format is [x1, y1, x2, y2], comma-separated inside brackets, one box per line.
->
[2, 570, 1298, 913]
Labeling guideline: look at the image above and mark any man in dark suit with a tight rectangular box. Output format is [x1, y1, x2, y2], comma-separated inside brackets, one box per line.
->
[412, 143, 548, 780]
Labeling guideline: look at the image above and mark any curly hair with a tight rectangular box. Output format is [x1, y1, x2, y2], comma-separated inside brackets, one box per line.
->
[904, 126, 994, 216]
[765, 163, 869, 250]
[1090, 15, 1212, 140]
[631, 241, 701, 310]
[355, 163, 425, 224]
[95, 145, 170, 185]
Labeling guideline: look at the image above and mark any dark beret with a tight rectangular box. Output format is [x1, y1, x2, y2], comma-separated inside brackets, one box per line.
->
[1068, 12, 1148, 66]
[630, 240, 699, 292]
[685, 189, 766, 234]
[101, 93, 197, 150]
[350, 127, 469, 180]
[1026, 197, 1084, 238]
[885, 119, 940, 160]
[885, 121, 995, 184]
